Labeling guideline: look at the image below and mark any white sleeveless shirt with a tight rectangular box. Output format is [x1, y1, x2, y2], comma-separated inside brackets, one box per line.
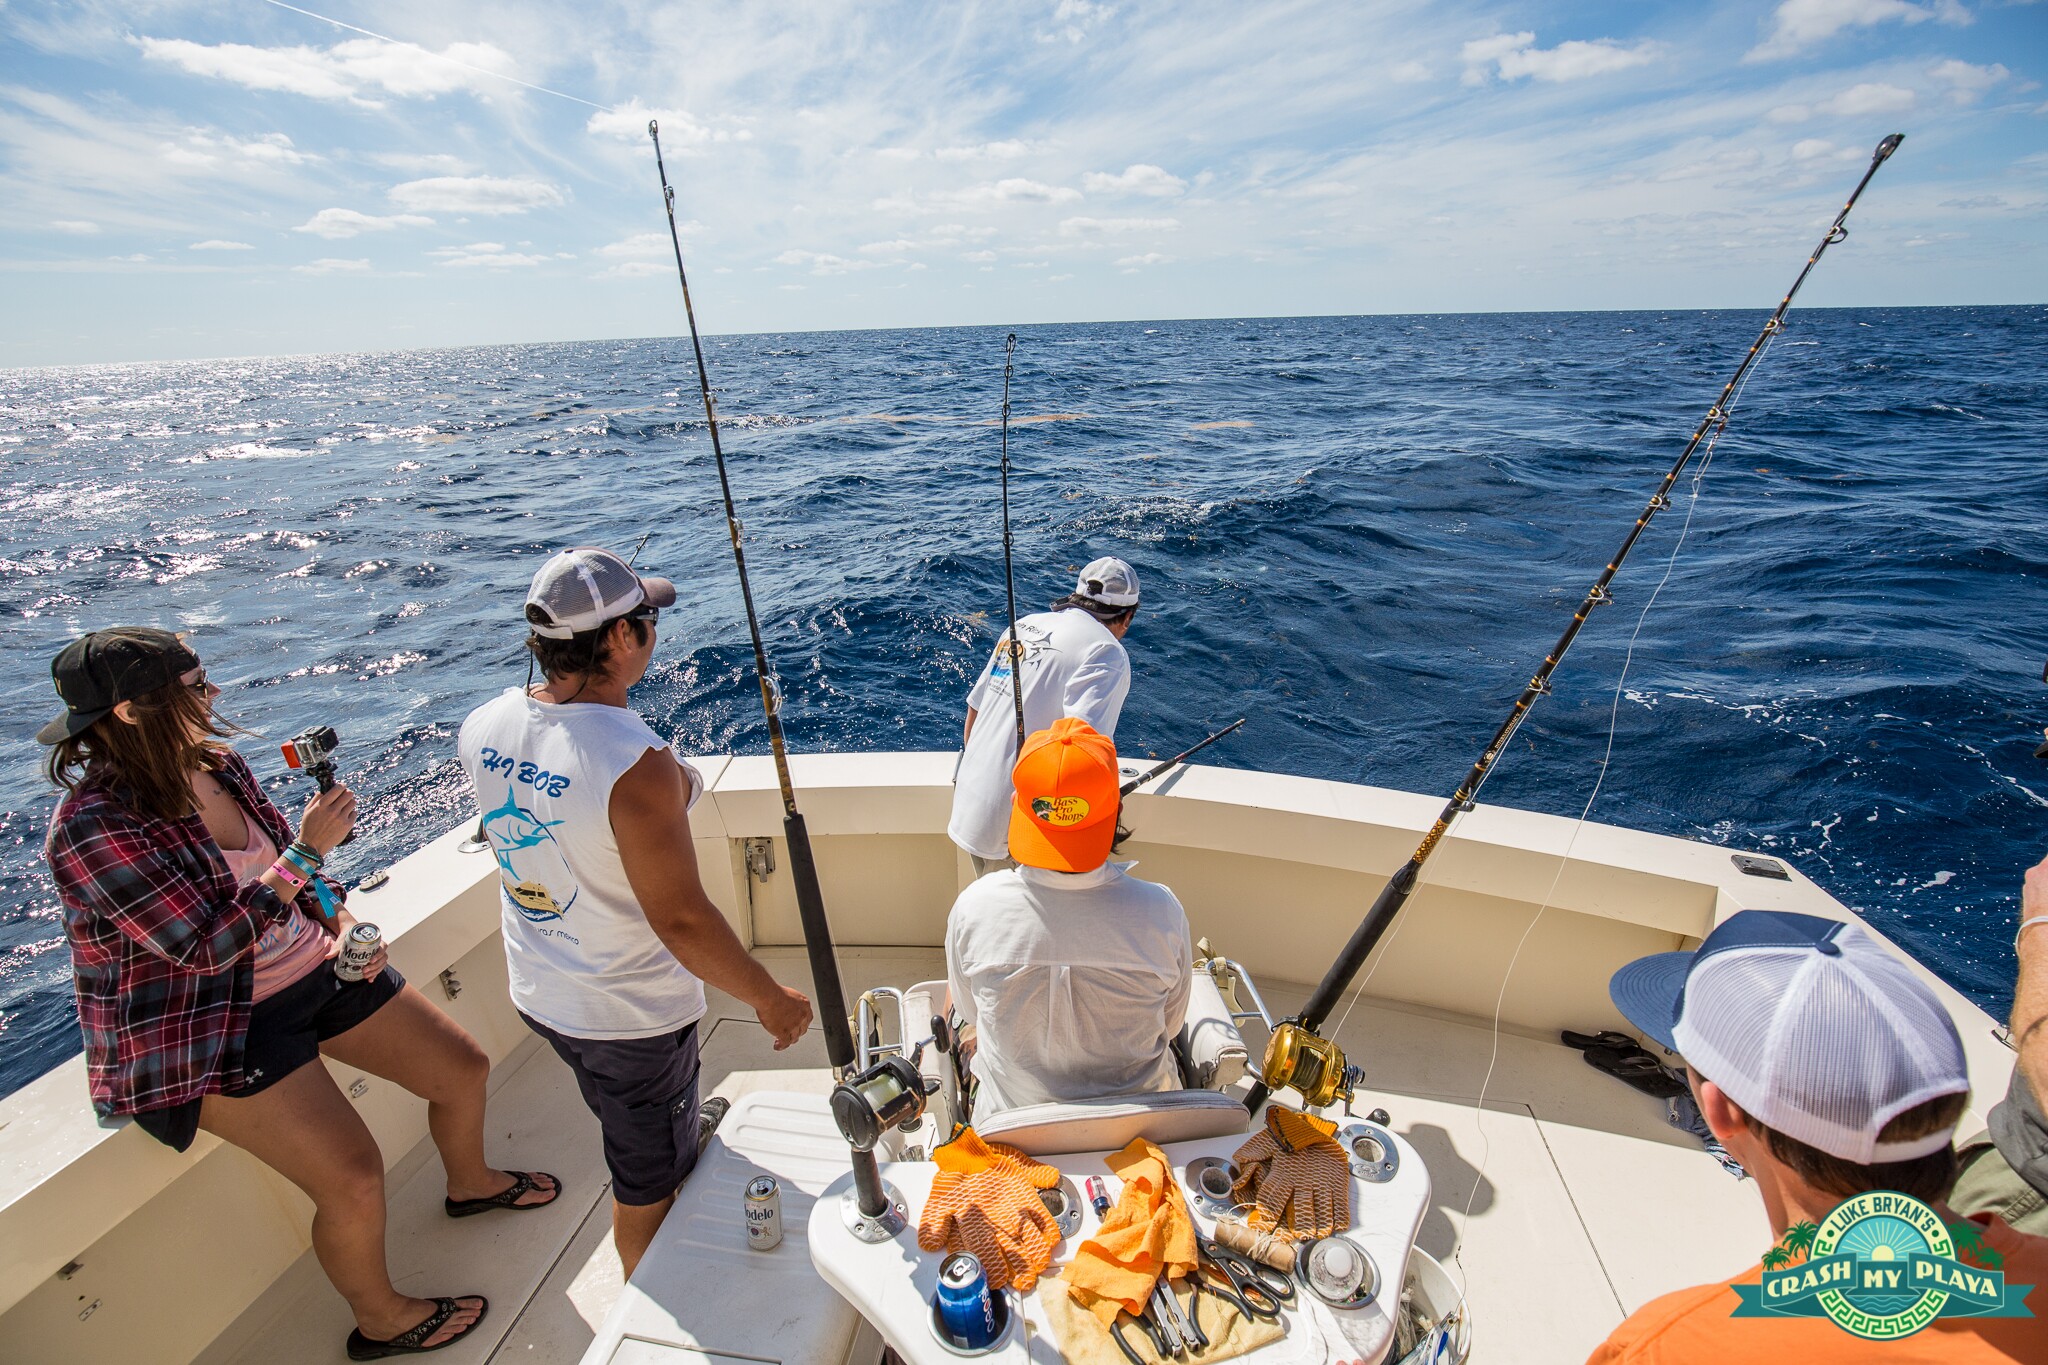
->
[458, 688, 707, 1039]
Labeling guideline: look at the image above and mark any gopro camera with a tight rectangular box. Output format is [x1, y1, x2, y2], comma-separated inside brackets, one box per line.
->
[282, 726, 340, 791]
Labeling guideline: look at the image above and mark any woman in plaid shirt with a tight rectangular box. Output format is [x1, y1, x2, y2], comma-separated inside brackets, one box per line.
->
[40, 627, 557, 1361]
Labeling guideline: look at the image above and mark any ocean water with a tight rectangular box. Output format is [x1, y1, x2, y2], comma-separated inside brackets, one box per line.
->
[2, 307, 2044, 1102]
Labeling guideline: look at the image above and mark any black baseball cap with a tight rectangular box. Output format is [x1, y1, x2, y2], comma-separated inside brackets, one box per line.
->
[36, 627, 201, 745]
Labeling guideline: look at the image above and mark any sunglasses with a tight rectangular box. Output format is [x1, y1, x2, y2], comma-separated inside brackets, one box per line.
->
[627, 605, 660, 625]
[185, 670, 213, 696]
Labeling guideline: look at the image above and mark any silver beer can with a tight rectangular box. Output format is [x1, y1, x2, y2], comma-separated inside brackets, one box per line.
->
[744, 1175, 782, 1251]
[334, 923, 382, 982]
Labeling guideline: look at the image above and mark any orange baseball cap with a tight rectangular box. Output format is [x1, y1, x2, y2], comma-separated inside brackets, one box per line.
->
[1008, 718, 1120, 873]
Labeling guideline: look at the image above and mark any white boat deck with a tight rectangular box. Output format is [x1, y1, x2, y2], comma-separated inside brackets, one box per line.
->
[208, 946, 1768, 1365]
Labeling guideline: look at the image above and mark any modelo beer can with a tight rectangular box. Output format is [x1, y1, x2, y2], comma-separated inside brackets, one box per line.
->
[334, 923, 382, 982]
[935, 1252, 1001, 1350]
[744, 1175, 782, 1251]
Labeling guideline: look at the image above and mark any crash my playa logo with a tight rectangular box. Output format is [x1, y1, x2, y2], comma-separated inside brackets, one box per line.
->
[1732, 1192, 2034, 1338]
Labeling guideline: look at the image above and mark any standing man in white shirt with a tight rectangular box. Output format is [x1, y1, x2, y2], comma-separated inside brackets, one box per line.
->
[949, 555, 1141, 875]
[458, 546, 812, 1279]
[946, 717, 1192, 1119]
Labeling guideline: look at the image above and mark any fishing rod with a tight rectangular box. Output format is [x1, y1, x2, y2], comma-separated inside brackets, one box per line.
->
[649, 121, 907, 1239]
[1120, 718, 1247, 797]
[1245, 132, 1907, 1115]
[999, 333, 1027, 751]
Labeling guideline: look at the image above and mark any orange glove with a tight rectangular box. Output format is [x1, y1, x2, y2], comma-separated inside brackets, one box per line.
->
[1058, 1138, 1198, 1325]
[1231, 1106, 1350, 1239]
[917, 1128, 1063, 1291]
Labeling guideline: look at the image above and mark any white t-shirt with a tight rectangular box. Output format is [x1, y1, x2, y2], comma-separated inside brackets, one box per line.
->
[457, 688, 707, 1040]
[946, 861, 1191, 1118]
[947, 608, 1131, 860]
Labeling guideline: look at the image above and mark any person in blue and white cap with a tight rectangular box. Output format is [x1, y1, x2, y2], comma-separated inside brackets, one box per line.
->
[458, 546, 812, 1280]
[1586, 909, 2048, 1363]
[948, 556, 1141, 876]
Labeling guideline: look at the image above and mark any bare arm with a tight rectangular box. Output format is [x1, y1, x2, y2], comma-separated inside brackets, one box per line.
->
[611, 749, 812, 1049]
[2015, 851, 2048, 1102]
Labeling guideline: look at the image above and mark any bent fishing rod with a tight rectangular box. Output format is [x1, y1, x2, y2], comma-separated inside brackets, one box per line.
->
[999, 333, 1027, 750]
[650, 122, 909, 1235]
[1245, 132, 1907, 1115]
[1121, 718, 1246, 797]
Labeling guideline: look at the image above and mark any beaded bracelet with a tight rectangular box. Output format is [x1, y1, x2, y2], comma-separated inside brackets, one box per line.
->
[286, 840, 325, 869]
[2019, 915, 2048, 953]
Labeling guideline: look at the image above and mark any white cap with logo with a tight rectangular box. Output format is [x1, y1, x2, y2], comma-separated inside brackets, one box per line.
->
[524, 547, 678, 639]
[1609, 909, 1969, 1165]
[1074, 556, 1140, 608]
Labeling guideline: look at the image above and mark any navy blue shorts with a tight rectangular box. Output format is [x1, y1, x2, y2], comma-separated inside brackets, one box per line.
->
[522, 1013, 702, 1206]
[131, 963, 405, 1152]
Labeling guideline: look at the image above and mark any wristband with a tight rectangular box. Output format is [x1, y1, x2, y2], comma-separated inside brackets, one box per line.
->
[268, 858, 309, 892]
[2019, 916, 2048, 952]
[307, 875, 340, 922]
[281, 846, 321, 876]
[287, 840, 325, 869]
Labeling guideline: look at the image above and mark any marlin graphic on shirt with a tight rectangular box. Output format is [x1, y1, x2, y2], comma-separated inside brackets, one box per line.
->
[481, 788, 578, 920]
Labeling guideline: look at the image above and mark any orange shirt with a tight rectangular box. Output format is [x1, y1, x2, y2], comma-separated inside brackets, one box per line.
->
[1587, 1214, 2048, 1363]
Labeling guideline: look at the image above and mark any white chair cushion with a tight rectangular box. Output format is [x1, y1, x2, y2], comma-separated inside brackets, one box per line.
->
[1179, 969, 1249, 1089]
[975, 1089, 1252, 1157]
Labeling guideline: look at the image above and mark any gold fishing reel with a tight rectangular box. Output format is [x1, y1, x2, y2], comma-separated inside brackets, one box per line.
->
[1260, 1020, 1363, 1110]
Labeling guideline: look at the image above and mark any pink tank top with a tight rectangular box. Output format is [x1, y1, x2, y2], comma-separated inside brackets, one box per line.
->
[221, 805, 328, 1001]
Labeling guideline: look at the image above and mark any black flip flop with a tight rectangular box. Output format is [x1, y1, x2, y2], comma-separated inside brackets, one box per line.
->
[1560, 1029, 1639, 1052]
[346, 1296, 489, 1360]
[444, 1170, 560, 1218]
[1582, 1046, 1689, 1099]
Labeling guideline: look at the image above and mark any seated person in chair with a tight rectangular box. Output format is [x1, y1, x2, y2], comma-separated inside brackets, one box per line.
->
[945, 718, 1192, 1120]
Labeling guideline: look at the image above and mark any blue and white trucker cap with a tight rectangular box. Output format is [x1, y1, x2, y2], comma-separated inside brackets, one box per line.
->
[525, 547, 676, 639]
[1075, 556, 1140, 608]
[1609, 910, 1968, 1165]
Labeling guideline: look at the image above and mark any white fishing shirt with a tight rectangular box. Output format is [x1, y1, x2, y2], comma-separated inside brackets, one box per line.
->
[947, 608, 1131, 860]
[946, 861, 1191, 1118]
[458, 688, 707, 1040]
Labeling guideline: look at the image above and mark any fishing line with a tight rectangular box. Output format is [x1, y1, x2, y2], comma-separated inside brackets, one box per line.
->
[251, 0, 620, 112]
[999, 333, 1027, 750]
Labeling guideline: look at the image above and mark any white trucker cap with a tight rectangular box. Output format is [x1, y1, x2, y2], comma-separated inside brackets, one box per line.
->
[524, 547, 677, 639]
[1609, 910, 1968, 1165]
[1074, 556, 1140, 608]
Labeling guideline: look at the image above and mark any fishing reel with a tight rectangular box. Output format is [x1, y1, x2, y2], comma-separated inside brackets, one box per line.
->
[831, 1052, 939, 1153]
[1260, 1020, 1366, 1112]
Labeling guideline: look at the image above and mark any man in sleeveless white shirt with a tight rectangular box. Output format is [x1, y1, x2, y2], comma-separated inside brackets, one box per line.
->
[949, 556, 1140, 875]
[458, 546, 812, 1278]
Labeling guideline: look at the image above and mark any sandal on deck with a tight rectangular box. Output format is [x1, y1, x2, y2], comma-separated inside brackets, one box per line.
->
[1583, 1045, 1689, 1099]
[444, 1170, 560, 1218]
[346, 1296, 489, 1360]
[1560, 1029, 1639, 1052]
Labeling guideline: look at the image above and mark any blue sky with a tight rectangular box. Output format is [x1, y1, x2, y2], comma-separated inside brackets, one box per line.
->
[2, 0, 2043, 365]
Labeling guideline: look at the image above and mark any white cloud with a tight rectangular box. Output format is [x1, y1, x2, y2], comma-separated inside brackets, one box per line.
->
[1824, 82, 1916, 115]
[368, 152, 469, 174]
[106, 253, 150, 263]
[1462, 32, 1660, 84]
[1928, 59, 2008, 103]
[293, 257, 371, 274]
[163, 131, 310, 169]
[774, 248, 878, 274]
[430, 242, 551, 268]
[963, 250, 997, 263]
[1792, 138, 1838, 159]
[586, 99, 751, 147]
[1116, 252, 1169, 266]
[886, 179, 1082, 214]
[1042, 0, 1112, 45]
[1768, 104, 1813, 123]
[1082, 164, 1187, 197]
[52, 220, 100, 234]
[933, 140, 1037, 162]
[1059, 216, 1179, 235]
[1389, 61, 1432, 85]
[189, 239, 254, 250]
[388, 176, 565, 214]
[1747, 0, 1968, 62]
[294, 208, 435, 238]
[137, 36, 516, 105]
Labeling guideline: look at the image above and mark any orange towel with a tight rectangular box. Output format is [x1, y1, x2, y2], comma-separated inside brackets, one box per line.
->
[1057, 1137, 1199, 1325]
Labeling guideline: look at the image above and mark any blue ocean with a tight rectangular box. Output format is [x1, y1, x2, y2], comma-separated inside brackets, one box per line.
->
[2, 307, 2044, 1101]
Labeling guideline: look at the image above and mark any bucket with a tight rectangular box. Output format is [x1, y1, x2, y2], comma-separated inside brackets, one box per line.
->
[1391, 1248, 1472, 1365]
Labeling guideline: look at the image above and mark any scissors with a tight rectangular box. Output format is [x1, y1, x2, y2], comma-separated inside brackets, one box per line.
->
[1194, 1231, 1295, 1321]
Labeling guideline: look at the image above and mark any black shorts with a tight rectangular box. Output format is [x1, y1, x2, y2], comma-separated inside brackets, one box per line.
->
[522, 1012, 702, 1206]
[131, 964, 405, 1152]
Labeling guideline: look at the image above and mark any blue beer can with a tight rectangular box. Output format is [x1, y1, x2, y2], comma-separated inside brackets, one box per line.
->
[934, 1252, 1000, 1349]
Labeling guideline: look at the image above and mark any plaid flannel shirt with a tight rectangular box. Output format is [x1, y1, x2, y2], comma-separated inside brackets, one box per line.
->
[46, 748, 343, 1117]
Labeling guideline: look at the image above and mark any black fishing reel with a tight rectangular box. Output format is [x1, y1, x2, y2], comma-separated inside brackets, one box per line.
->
[831, 1052, 940, 1153]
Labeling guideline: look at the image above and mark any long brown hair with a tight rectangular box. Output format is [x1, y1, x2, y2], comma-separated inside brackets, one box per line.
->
[45, 679, 231, 822]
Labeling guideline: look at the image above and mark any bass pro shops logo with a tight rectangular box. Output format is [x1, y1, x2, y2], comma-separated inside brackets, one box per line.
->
[1733, 1192, 2034, 1339]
